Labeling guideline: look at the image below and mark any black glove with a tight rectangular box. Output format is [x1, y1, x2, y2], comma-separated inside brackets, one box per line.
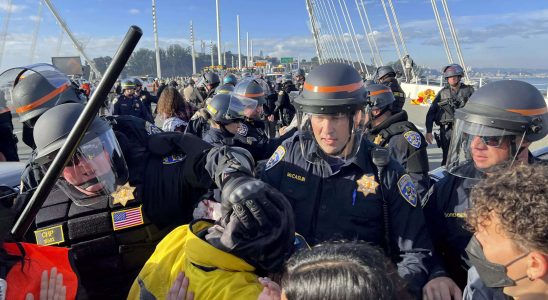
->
[205, 176, 295, 273]
[148, 132, 212, 157]
[205, 146, 254, 188]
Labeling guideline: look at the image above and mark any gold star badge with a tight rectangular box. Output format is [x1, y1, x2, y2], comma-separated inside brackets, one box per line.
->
[373, 134, 384, 145]
[356, 175, 379, 197]
[111, 183, 136, 207]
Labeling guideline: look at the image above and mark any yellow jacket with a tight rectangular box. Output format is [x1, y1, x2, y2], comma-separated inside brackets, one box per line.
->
[128, 220, 263, 300]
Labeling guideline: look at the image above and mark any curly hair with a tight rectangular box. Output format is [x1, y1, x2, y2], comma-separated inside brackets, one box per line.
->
[281, 241, 411, 300]
[156, 87, 185, 119]
[467, 163, 548, 253]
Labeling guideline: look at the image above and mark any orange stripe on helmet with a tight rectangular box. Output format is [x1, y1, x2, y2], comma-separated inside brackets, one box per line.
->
[15, 83, 70, 114]
[240, 92, 264, 97]
[369, 89, 392, 96]
[506, 107, 548, 116]
[303, 81, 363, 93]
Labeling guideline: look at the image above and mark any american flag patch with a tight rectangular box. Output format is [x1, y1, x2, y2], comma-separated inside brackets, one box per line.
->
[111, 206, 144, 231]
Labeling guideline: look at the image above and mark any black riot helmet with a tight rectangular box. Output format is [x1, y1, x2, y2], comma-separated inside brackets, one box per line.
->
[206, 93, 235, 125]
[0, 63, 84, 126]
[375, 66, 396, 81]
[203, 72, 221, 88]
[234, 78, 266, 106]
[442, 64, 464, 79]
[364, 83, 396, 126]
[293, 62, 367, 164]
[33, 103, 129, 206]
[447, 80, 548, 179]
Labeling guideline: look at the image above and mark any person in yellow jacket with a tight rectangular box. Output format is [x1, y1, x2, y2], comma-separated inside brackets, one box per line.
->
[128, 174, 296, 300]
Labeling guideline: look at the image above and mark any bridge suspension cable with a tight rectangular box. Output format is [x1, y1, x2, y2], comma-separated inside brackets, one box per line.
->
[354, 0, 378, 67]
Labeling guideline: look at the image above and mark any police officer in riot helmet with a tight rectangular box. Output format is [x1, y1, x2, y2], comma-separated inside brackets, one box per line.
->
[425, 63, 474, 165]
[191, 72, 220, 108]
[112, 79, 153, 123]
[215, 74, 237, 95]
[231, 78, 294, 160]
[0, 63, 86, 149]
[364, 84, 430, 198]
[421, 80, 547, 297]
[202, 93, 246, 146]
[375, 65, 406, 113]
[222, 73, 238, 87]
[27, 102, 214, 298]
[134, 78, 157, 121]
[272, 74, 297, 127]
[261, 62, 436, 297]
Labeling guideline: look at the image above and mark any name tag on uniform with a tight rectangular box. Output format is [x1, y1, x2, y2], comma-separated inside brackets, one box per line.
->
[111, 206, 144, 231]
[34, 224, 65, 246]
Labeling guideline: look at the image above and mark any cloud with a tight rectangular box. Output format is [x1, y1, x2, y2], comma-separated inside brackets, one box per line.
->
[128, 8, 140, 15]
[0, 2, 26, 13]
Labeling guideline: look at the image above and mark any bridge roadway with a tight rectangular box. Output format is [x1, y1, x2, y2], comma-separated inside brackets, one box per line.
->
[11, 101, 547, 170]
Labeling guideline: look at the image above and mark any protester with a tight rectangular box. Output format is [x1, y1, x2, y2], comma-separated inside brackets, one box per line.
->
[464, 163, 547, 299]
[157, 87, 197, 132]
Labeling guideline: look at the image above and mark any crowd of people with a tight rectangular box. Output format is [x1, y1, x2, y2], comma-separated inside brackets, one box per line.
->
[0, 58, 546, 300]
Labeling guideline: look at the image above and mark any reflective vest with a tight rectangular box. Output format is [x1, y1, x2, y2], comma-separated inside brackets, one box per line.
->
[4, 242, 78, 299]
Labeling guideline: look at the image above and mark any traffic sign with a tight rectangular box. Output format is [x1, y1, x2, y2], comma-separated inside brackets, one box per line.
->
[280, 57, 293, 64]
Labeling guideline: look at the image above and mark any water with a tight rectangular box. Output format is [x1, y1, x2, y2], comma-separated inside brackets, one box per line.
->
[487, 77, 548, 95]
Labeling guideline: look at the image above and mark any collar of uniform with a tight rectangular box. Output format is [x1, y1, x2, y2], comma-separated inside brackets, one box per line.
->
[185, 219, 256, 273]
[370, 110, 408, 134]
[352, 140, 372, 172]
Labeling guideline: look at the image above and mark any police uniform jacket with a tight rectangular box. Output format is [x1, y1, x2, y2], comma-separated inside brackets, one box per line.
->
[261, 133, 433, 295]
[128, 220, 263, 300]
[236, 120, 296, 161]
[425, 83, 474, 133]
[112, 94, 153, 122]
[421, 168, 478, 288]
[367, 111, 430, 198]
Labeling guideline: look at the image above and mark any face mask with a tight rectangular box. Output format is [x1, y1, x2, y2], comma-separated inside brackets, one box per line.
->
[465, 236, 529, 288]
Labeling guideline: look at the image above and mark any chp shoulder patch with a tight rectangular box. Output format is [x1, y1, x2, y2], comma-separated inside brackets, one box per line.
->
[397, 174, 418, 207]
[403, 131, 421, 149]
[265, 145, 286, 171]
[237, 123, 249, 136]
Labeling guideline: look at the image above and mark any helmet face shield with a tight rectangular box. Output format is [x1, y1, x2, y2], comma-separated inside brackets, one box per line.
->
[0, 64, 79, 124]
[227, 93, 258, 120]
[48, 130, 129, 206]
[446, 118, 526, 179]
[296, 108, 366, 164]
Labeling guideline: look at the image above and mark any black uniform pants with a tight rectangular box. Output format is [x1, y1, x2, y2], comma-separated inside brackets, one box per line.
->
[440, 126, 452, 166]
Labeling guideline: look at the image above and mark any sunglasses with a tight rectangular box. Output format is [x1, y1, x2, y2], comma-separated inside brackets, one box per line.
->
[465, 134, 510, 148]
[66, 140, 105, 167]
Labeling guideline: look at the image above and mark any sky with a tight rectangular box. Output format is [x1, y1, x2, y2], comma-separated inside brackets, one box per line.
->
[1, 0, 548, 72]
